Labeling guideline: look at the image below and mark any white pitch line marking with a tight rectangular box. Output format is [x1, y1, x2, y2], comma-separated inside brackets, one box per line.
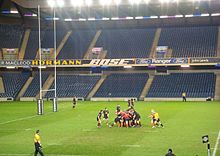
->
[121, 144, 141, 147]
[213, 130, 220, 156]
[0, 112, 53, 125]
[0, 115, 38, 125]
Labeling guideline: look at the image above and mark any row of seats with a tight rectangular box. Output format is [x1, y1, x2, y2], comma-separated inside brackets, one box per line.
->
[0, 72, 217, 99]
[95, 28, 156, 58]
[45, 74, 101, 98]
[57, 30, 96, 59]
[94, 73, 149, 97]
[0, 24, 218, 59]
[158, 26, 218, 57]
[23, 73, 49, 97]
[24, 28, 67, 59]
[0, 24, 24, 49]
[147, 73, 216, 98]
[0, 72, 30, 98]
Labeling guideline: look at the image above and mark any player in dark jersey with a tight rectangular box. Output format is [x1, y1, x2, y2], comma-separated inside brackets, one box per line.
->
[72, 96, 77, 108]
[133, 110, 141, 127]
[110, 109, 122, 128]
[127, 100, 131, 107]
[116, 105, 120, 112]
[131, 98, 135, 107]
[103, 108, 109, 126]
[97, 110, 103, 128]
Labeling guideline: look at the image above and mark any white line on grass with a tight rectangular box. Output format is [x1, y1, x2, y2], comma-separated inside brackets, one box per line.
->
[121, 144, 141, 147]
[0, 115, 38, 125]
[212, 130, 220, 156]
[0, 112, 53, 125]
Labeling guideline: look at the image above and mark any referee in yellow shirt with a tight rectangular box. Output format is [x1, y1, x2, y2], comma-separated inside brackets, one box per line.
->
[34, 130, 44, 156]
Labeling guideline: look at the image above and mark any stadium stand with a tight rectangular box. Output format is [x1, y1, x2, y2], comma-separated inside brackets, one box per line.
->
[57, 30, 96, 59]
[147, 73, 216, 98]
[41, 29, 66, 48]
[95, 28, 156, 58]
[94, 73, 149, 97]
[23, 73, 49, 97]
[24, 28, 45, 59]
[158, 26, 218, 57]
[45, 74, 101, 98]
[0, 72, 30, 98]
[0, 24, 24, 49]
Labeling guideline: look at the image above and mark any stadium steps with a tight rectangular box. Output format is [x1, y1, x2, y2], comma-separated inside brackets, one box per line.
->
[149, 28, 161, 58]
[0, 76, 5, 93]
[217, 26, 220, 57]
[16, 76, 34, 100]
[139, 75, 154, 100]
[19, 29, 31, 60]
[56, 30, 72, 58]
[83, 30, 102, 59]
[214, 74, 220, 100]
[86, 75, 106, 100]
[36, 74, 54, 99]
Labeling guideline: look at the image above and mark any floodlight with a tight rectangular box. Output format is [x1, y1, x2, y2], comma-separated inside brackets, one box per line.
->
[64, 18, 73, 21]
[85, 0, 93, 6]
[102, 17, 110, 20]
[175, 14, 183, 18]
[201, 13, 209, 17]
[211, 13, 220, 16]
[47, 0, 55, 7]
[134, 0, 141, 5]
[56, 0, 64, 7]
[159, 0, 170, 3]
[129, 0, 135, 5]
[71, 0, 84, 7]
[111, 17, 119, 20]
[79, 18, 86, 21]
[88, 17, 96, 21]
[144, 0, 150, 4]
[126, 16, 134, 19]
[10, 10, 19, 14]
[114, 0, 121, 5]
[135, 16, 144, 19]
[99, 0, 112, 6]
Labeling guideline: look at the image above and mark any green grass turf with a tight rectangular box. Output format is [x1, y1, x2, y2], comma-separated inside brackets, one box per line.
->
[0, 101, 220, 156]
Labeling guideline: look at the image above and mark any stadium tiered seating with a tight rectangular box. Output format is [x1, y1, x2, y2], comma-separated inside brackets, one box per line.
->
[95, 28, 156, 58]
[94, 73, 149, 97]
[57, 30, 96, 59]
[147, 73, 216, 98]
[0, 72, 30, 98]
[158, 26, 218, 57]
[24, 29, 45, 59]
[41, 29, 66, 48]
[45, 74, 101, 98]
[0, 24, 24, 48]
[23, 73, 49, 97]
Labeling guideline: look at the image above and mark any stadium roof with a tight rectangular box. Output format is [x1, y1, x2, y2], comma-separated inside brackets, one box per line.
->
[0, 0, 220, 26]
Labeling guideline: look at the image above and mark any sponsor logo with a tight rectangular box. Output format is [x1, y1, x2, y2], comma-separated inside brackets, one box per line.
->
[88, 59, 134, 66]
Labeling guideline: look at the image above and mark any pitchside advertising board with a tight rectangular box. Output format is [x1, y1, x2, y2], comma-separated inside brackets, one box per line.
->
[0, 58, 220, 67]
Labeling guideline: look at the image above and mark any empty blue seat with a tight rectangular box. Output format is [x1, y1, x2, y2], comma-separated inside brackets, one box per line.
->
[94, 73, 149, 97]
[147, 73, 216, 98]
